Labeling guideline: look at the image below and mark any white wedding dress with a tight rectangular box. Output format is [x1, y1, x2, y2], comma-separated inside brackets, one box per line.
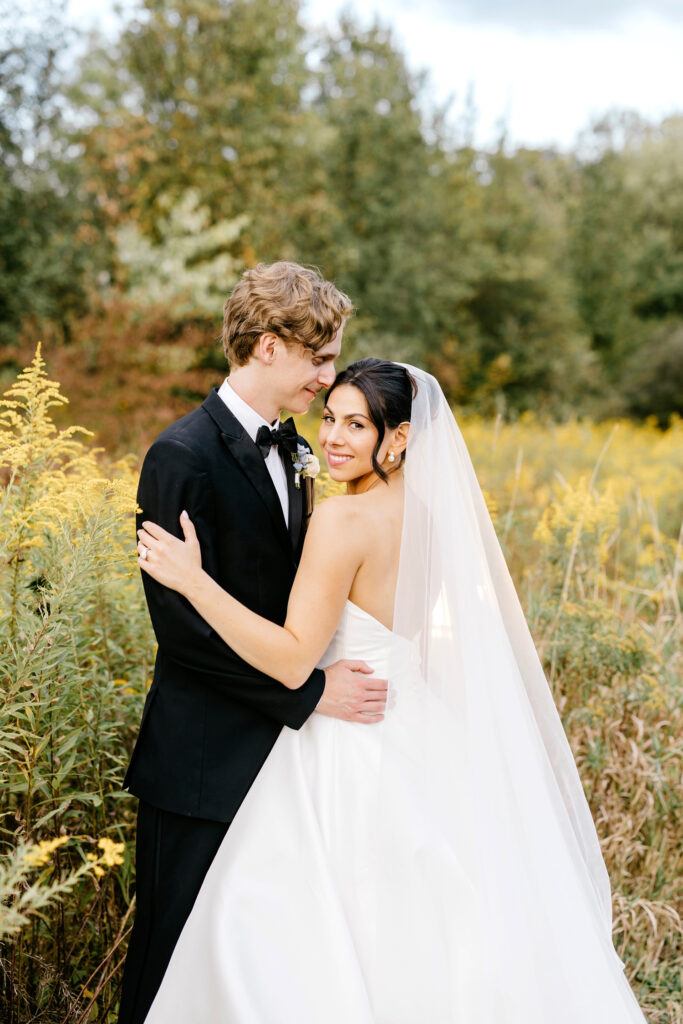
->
[145, 598, 647, 1024]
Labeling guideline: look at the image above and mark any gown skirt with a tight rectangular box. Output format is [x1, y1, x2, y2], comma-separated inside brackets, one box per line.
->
[144, 600, 648, 1024]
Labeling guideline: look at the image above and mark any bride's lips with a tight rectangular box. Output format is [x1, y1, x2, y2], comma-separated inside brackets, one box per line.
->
[326, 451, 353, 467]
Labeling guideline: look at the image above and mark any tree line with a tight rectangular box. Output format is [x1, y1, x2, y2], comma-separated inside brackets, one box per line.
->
[1, 0, 682, 424]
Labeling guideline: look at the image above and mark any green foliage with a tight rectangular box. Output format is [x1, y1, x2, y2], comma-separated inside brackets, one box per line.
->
[116, 189, 247, 313]
[72, 0, 312, 252]
[0, 349, 153, 1020]
[570, 112, 683, 417]
[298, 19, 443, 364]
[1, 837, 124, 943]
[428, 145, 599, 415]
[1, 352, 680, 1020]
[0, 1, 102, 344]
[1, 0, 682, 425]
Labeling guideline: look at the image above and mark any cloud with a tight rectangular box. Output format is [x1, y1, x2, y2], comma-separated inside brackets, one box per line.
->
[346, 0, 683, 149]
[412, 0, 681, 30]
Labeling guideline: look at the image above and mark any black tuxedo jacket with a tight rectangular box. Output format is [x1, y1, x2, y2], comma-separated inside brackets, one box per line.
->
[123, 387, 325, 822]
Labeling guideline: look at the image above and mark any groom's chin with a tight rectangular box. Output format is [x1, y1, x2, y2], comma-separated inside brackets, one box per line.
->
[289, 395, 314, 414]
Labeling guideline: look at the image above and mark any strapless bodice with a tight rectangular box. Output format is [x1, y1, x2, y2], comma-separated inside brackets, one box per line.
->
[316, 600, 419, 682]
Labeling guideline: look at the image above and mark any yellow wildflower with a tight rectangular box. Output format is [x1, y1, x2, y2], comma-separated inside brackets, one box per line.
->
[23, 835, 70, 867]
[97, 837, 126, 867]
[86, 853, 105, 879]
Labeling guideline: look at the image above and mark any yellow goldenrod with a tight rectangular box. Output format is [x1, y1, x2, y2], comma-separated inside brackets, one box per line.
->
[0, 353, 679, 1021]
[22, 836, 70, 868]
[97, 836, 126, 867]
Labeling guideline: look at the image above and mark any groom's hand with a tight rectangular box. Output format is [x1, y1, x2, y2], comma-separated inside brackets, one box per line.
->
[316, 660, 388, 724]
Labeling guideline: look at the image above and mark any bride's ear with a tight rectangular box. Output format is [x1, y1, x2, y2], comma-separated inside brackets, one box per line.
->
[392, 420, 410, 456]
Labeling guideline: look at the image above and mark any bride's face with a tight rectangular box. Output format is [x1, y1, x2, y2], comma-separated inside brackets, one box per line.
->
[318, 384, 386, 482]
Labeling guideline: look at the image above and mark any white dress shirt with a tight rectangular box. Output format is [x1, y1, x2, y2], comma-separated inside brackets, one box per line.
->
[217, 378, 289, 527]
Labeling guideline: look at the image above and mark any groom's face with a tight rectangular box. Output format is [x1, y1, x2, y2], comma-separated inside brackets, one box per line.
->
[276, 328, 343, 414]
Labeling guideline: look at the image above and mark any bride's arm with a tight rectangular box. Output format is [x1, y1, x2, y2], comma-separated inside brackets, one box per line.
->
[137, 498, 365, 689]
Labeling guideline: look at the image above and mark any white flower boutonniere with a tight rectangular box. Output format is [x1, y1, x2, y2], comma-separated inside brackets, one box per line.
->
[292, 444, 320, 488]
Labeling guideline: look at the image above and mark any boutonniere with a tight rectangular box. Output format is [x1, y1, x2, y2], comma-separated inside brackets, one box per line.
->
[292, 444, 320, 488]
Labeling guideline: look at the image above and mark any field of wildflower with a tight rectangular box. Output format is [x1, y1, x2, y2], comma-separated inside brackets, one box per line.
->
[1, 350, 681, 1023]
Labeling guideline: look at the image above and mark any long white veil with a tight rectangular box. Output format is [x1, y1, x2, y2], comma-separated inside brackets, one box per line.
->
[370, 365, 633, 1021]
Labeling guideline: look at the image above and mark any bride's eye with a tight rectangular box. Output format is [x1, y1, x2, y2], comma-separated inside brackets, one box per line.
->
[350, 421, 364, 430]
[322, 414, 335, 423]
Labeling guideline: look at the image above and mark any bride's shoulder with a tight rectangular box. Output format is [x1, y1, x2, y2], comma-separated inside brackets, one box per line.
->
[309, 494, 368, 544]
[311, 493, 361, 524]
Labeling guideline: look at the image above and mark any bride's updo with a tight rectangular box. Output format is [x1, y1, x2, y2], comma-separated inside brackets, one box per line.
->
[325, 358, 416, 481]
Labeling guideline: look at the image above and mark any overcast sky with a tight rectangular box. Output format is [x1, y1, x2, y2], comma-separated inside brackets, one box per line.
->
[391, 0, 682, 29]
[66, 0, 683, 150]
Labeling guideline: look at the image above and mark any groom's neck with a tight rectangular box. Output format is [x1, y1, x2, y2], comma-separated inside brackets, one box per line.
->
[227, 366, 281, 424]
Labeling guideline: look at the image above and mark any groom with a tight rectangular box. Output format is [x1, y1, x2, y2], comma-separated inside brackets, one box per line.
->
[118, 261, 388, 1024]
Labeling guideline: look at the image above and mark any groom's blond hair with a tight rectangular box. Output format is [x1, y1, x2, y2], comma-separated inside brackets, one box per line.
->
[222, 261, 354, 368]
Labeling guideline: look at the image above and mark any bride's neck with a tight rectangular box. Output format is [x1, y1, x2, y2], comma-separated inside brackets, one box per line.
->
[347, 467, 403, 496]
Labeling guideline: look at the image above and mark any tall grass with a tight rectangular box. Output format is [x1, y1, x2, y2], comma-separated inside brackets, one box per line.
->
[0, 348, 153, 1022]
[1, 353, 681, 1022]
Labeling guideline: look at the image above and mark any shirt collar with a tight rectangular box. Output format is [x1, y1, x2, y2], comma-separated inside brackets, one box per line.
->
[217, 378, 279, 444]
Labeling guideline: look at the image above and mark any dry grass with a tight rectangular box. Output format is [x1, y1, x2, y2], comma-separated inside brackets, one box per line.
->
[0, 358, 680, 1021]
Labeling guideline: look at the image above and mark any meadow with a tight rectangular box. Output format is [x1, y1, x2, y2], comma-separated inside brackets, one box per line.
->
[0, 349, 681, 1022]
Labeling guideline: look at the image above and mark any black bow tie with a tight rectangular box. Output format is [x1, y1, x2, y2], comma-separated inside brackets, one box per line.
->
[255, 418, 299, 459]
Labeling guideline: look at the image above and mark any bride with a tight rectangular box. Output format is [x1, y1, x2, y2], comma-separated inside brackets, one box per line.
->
[136, 359, 648, 1023]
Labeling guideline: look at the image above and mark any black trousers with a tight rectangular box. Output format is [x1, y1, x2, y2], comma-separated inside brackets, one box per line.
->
[117, 800, 231, 1024]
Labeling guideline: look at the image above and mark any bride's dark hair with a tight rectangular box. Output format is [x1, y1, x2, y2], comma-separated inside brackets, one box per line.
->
[325, 358, 416, 482]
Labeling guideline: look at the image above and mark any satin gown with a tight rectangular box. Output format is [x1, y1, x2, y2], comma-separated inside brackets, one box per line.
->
[144, 600, 647, 1023]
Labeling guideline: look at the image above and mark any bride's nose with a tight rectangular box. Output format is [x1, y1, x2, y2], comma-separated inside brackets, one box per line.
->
[326, 424, 345, 446]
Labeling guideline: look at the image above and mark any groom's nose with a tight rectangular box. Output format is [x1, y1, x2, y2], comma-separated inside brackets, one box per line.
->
[317, 361, 337, 388]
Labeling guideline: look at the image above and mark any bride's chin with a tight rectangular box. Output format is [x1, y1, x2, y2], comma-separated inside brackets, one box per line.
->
[327, 465, 360, 484]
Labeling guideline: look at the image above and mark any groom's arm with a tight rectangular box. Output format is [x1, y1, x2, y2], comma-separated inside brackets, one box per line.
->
[137, 437, 324, 730]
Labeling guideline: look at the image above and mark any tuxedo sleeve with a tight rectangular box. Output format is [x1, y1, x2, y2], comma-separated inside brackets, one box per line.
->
[136, 437, 324, 729]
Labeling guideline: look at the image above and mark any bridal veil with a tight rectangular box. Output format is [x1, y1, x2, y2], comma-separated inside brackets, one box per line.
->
[371, 365, 637, 1021]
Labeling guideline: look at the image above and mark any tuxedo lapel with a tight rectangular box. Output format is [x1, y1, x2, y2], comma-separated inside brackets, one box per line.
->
[295, 476, 315, 562]
[303, 476, 315, 522]
[284, 444, 303, 554]
[202, 388, 291, 553]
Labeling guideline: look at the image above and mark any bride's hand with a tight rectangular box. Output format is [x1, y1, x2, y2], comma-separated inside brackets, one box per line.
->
[137, 511, 203, 596]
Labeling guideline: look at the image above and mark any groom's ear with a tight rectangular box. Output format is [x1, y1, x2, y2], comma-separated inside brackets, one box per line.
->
[255, 332, 279, 365]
